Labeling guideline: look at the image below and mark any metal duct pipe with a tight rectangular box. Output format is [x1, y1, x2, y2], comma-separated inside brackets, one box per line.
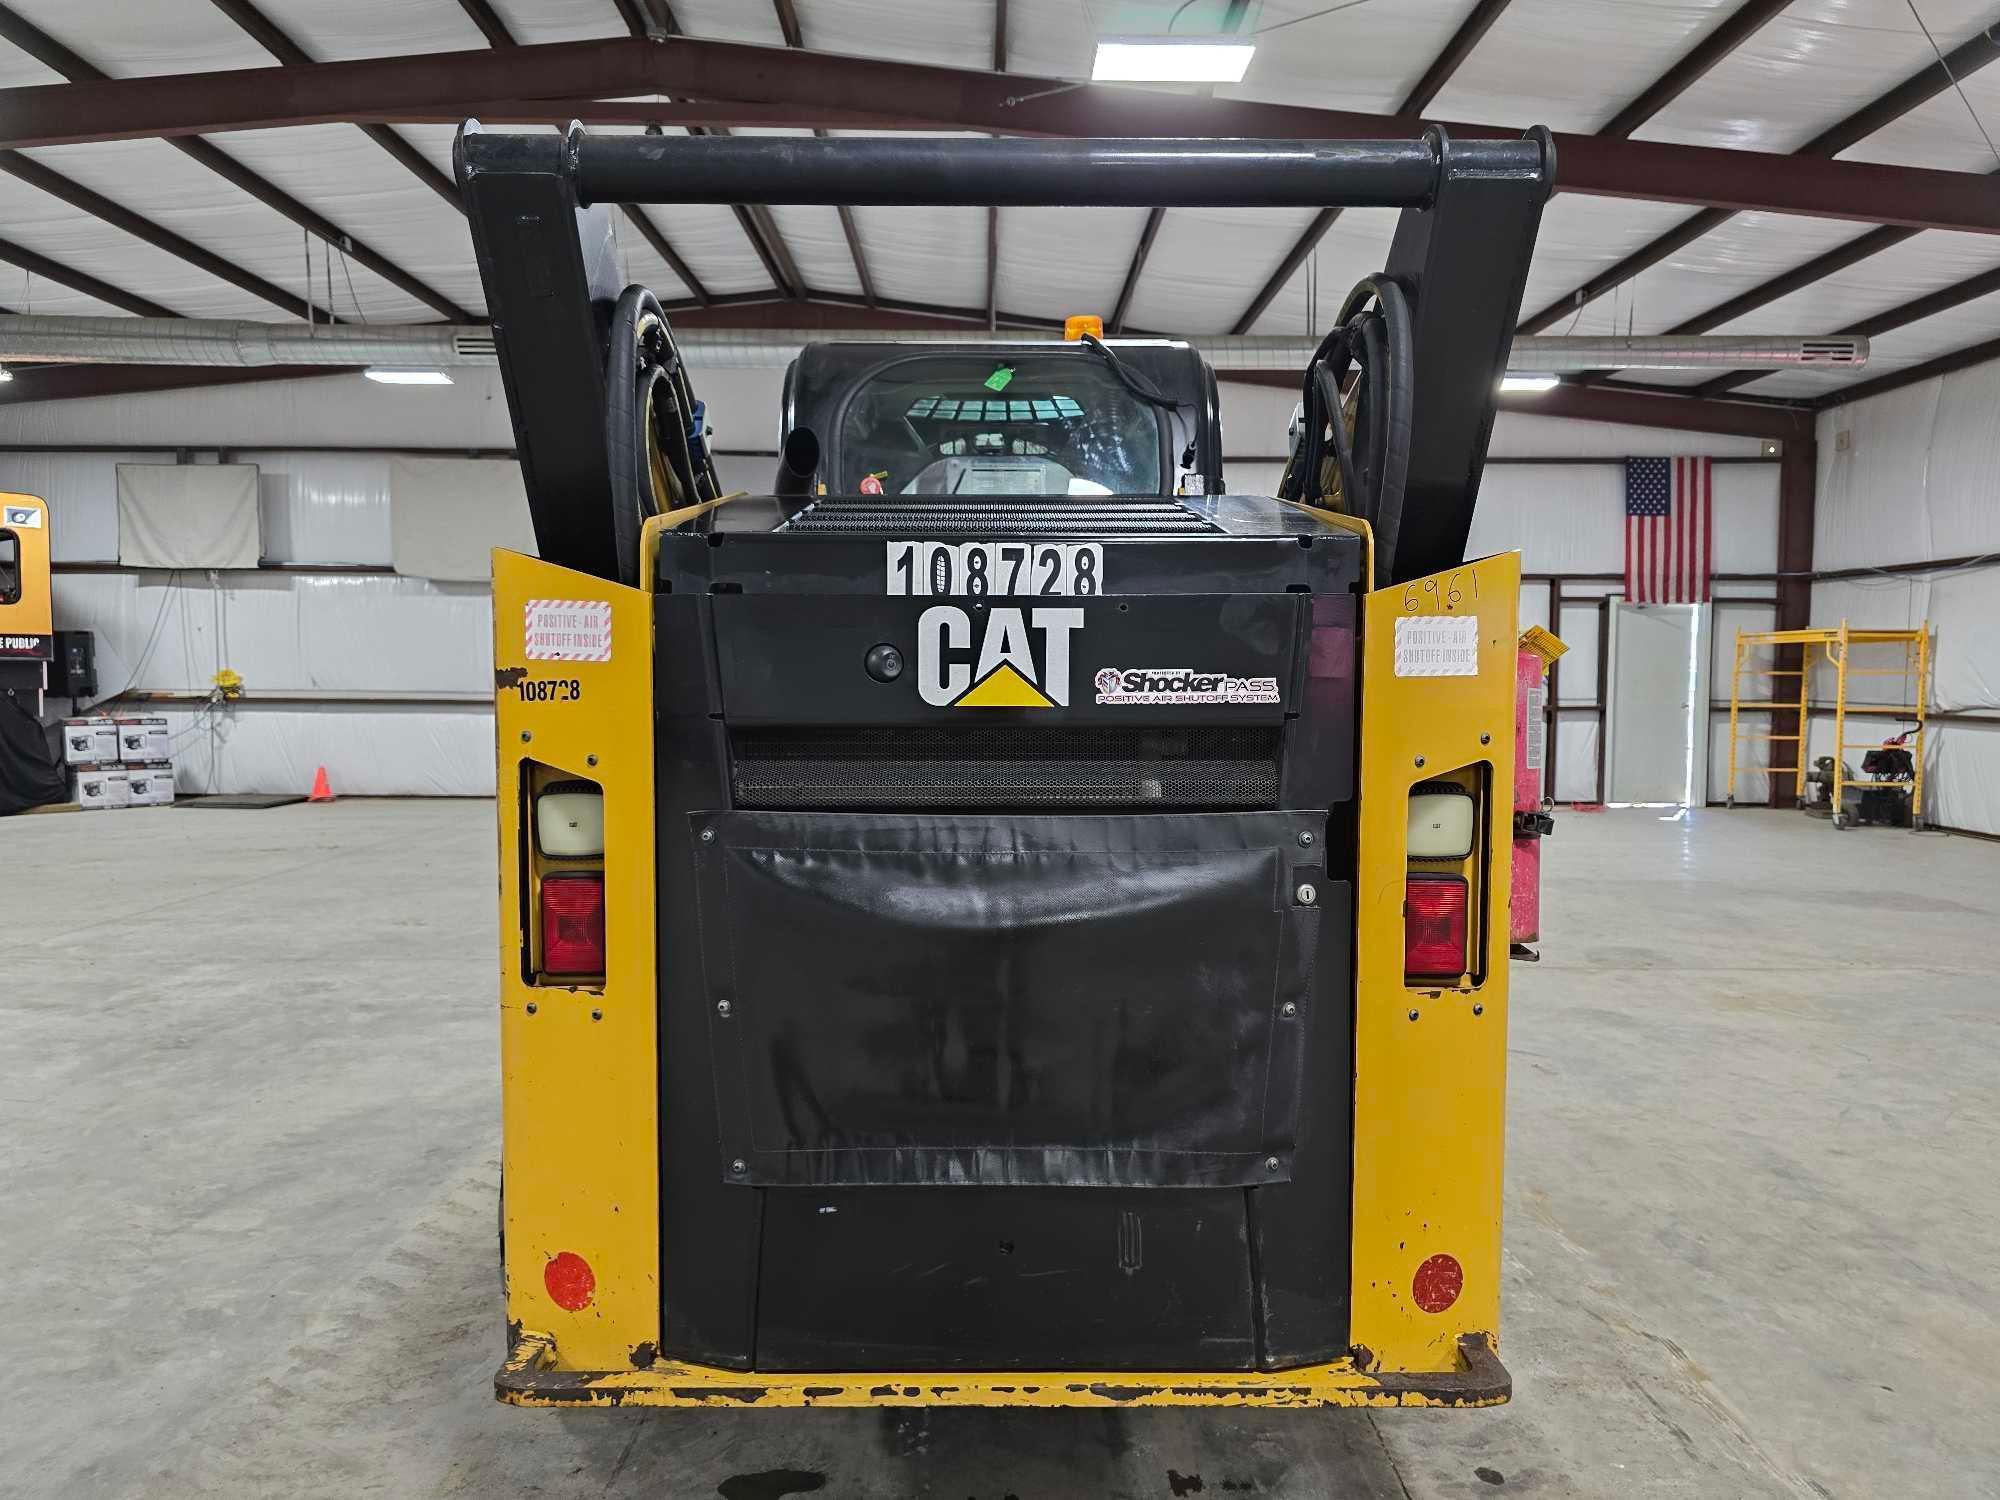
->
[0, 314, 497, 368]
[0, 315, 1865, 373]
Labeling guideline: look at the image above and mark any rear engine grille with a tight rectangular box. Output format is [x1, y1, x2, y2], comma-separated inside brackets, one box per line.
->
[782, 495, 1218, 535]
[730, 725, 1281, 810]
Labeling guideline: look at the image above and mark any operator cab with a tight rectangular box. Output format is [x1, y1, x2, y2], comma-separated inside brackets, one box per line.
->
[780, 336, 1224, 501]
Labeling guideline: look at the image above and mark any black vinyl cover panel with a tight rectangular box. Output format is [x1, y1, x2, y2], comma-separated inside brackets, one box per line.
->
[690, 809, 1322, 1190]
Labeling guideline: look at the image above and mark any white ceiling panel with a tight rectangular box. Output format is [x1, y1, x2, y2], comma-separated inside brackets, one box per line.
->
[1512, 194, 1696, 331]
[1430, 0, 1740, 135]
[767, 205, 866, 297]
[789, 0, 993, 68]
[1223, 0, 1488, 116]
[204, 126, 487, 321]
[1638, 0, 2000, 153]
[1243, 207, 1402, 337]
[661, 0, 789, 45]
[1599, 212, 1880, 335]
[1834, 63, 2000, 172]
[1709, 231, 2000, 336]
[16, 138, 364, 321]
[845, 206, 991, 309]
[484, 0, 629, 45]
[3, 0, 272, 76]
[1124, 206, 1321, 335]
[249, 0, 492, 60]
[994, 206, 1151, 325]
[0, 165, 281, 320]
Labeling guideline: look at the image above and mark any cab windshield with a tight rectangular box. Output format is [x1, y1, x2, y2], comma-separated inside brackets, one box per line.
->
[836, 354, 1165, 497]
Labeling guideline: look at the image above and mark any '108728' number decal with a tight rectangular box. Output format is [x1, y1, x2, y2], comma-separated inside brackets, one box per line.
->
[886, 541, 1103, 598]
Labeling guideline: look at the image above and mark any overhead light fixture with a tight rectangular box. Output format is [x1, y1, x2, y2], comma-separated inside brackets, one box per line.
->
[0, 365, 12, 383]
[1091, 38, 1256, 84]
[1498, 374, 1559, 393]
[364, 367, 454, 385]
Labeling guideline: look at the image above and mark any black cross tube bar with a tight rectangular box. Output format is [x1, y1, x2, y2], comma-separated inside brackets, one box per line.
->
[455, 123, 1554, 210]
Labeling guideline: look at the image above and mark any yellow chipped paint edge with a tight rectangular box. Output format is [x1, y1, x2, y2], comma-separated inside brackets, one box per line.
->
[497, 1335, 1507, 1409]
[494, 548, 659, 1370]
[1350, 551, 1518, 1375]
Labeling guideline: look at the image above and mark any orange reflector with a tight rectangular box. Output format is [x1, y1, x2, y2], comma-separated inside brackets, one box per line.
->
[1412, 1252, 1462, 1314]
[544, 1250, 596, 1311]
[1404, 874, 1469, 981]
[1064, 314, 1104, 340]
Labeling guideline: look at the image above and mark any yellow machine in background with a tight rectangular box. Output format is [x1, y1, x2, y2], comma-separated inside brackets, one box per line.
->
[0, 493, 52, 665]
[0, 492, 69, 818]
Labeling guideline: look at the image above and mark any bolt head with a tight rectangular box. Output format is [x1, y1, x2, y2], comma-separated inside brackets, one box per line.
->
[520, 730, 532, 743]
[700, 827, 716, 844]
[716, 999, 732, 1018]
[1281, 1001, 1298, 1018]
[1264, 1156, 1280, 1173]
[864, 642, 905, 682]
[525, 1001, 538, 1015]
[730, 1158, 747, 1175]
[1407, 1008, 1420, 1021]
[1414, 755, 1426, 768]
[586, 753, 599, 766]
[591, 1008, 603, 1021]
[1295, 882, 1317, 906]
[1479, 733, 1492, 746]
[1297, 830, 1315, 848]
[1472, 1003, 1485, 1016]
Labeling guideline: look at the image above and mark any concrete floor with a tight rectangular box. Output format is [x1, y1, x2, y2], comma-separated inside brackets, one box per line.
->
[4, 801, 1996, 1499]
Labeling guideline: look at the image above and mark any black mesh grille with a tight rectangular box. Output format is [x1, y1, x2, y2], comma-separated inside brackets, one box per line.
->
[783, 495, 1219, 536]
[730, 725, 1282, 811]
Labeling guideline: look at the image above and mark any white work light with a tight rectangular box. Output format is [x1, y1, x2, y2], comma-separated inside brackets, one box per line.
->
[1407, 789, 1476, 860]
[537, 788, 605, 859]
[364, 367, 454, 385]
[1091, 38, 1256, 83]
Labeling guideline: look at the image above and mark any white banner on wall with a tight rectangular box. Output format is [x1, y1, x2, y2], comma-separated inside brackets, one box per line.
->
[389, 456, 535, 582]
[116, 463, 261, 569]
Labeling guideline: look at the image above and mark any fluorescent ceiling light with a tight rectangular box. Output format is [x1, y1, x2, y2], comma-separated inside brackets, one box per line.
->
[1091, 38, 1255, 84]
[1499, 374, 1559, 393]
[364, 367, 454, 385]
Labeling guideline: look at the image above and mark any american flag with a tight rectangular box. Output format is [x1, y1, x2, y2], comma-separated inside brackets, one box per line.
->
[1624, 456, 1712, 604]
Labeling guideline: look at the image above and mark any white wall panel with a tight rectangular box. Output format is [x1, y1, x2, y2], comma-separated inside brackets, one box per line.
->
[52, 573, 491, 699]
[243, 451, 394, 566]
[160, 703, 496, 798]
[1553, 716, 1600, 803]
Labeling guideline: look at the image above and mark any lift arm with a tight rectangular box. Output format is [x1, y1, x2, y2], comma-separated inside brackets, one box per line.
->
[453, 126, 1553, 585]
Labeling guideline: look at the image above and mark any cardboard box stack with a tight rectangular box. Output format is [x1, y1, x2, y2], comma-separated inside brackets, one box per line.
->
[63, 715, 174, 810]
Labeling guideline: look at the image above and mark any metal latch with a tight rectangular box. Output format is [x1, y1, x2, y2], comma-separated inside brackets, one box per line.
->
[1513, 810, 1555, 839]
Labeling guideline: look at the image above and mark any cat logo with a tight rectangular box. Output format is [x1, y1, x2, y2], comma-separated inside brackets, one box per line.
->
[917, 605, 1084, 709]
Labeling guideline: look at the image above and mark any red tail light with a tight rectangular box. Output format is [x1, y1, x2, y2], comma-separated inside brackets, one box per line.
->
[540, 872, 606, 976]
[1405, 875, 1468, 981]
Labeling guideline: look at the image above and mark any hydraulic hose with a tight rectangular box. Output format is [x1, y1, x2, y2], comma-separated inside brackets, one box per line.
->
[1278, 274, 1414, 587]
[605, 285, 720, 586]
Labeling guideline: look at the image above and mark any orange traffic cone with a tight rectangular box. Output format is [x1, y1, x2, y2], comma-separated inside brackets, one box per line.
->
[308, 766, 335, 802]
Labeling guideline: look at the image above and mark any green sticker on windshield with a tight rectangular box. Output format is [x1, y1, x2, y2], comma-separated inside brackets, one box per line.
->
[983, 365, 1015, 392]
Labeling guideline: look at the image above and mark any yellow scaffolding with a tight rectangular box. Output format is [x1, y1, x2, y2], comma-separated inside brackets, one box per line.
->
[1725, 620, 1931, 827]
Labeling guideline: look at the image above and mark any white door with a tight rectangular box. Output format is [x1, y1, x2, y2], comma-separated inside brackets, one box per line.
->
[1605, 603, 1710, 805]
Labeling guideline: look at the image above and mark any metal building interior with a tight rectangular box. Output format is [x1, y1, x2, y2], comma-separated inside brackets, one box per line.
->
[2, 2, 1997, 1496]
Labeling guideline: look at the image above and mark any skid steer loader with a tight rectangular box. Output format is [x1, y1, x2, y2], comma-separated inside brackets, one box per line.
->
[457, 124, 1553, 1408]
